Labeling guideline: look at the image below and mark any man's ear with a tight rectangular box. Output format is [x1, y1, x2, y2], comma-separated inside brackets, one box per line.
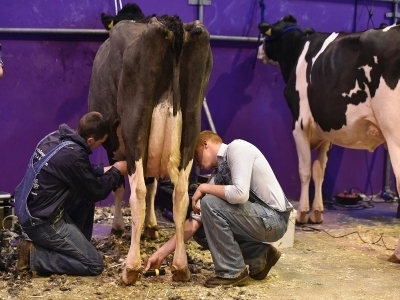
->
[87, 137, 95, 147]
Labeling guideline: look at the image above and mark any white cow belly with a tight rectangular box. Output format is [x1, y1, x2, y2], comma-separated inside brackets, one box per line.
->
[317, 76, 400, 150]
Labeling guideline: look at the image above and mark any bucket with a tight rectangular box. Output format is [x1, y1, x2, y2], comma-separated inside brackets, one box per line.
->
[272, 209, 297, 248]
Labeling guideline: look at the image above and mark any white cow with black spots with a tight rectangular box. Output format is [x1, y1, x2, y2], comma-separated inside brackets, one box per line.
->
[258, 15, 400, 263]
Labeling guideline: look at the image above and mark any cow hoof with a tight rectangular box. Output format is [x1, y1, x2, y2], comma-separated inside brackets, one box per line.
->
[111, 228, 125, 237]
[143, 226, 159, 240]
[171, 265, 191, 282]
[296, 211, 309, 224]
[309, 210, 324, 224]
[121, 267, 143, 285]
[388, 254, 400, 263]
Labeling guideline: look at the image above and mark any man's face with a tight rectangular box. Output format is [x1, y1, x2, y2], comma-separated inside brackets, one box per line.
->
[195, 141, 215, 171]
[87, 134, 108, 150]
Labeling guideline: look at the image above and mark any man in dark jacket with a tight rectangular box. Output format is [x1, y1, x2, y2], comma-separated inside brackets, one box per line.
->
[14, 112, 127, 277]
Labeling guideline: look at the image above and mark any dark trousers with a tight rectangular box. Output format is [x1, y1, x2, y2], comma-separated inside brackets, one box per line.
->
[22, 196, 103, 276]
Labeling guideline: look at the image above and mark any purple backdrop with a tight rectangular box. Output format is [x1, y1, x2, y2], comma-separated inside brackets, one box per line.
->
[0, 0, 396, 206]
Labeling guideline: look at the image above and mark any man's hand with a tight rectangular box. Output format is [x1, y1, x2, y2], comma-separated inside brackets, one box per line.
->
[145, 253, 164, 271]
[192, 184, 205, 214]
[113, 161, 127, 175]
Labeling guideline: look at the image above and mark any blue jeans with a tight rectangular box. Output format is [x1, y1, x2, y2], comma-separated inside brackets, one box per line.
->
[22, 195, 103, 276]
[194, 194, 290, 278]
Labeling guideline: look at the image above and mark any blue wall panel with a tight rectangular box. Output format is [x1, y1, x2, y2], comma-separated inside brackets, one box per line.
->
[0, 0, 396, 206]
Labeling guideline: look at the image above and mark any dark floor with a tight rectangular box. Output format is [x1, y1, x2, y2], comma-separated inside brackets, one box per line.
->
[310, 199, 400, 230]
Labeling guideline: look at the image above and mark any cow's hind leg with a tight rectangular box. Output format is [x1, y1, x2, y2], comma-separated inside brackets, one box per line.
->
[105, 150, 126, 236]
[111, 184, 125, 236]
[170, 166, 192, 282]
[309, 141, 331, 224]
[385, 144, 400, 263]
[293, 128, 312, 224]
[143, 177, 159, 240]
[121, 161, 146, 285]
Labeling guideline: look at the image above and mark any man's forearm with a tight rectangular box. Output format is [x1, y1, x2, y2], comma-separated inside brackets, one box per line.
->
[198, 183, 227, 200]
[156, 218, 202, 258]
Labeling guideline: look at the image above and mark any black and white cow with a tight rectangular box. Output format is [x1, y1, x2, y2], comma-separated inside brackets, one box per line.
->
[257, 15, 400, 263]
[89, 16, 212, 284]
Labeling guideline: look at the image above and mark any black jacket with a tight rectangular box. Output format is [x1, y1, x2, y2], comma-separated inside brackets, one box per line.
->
[27, 124, 121, 219]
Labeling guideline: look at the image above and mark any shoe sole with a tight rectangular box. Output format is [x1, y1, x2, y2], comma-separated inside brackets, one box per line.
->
[204, 275, 249, 288]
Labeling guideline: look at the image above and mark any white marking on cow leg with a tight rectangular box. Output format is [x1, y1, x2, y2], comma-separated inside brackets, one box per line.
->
[309, 141, 330, 224]
[167, 111, 182, 185]
[166, 110, 190, 281]
[121, 160, 146, 285]
[111, 185, 125, 236]
[171, 161, 192, 282]
[294, 42, 314, 224]
[369, 78, 400, 263]
[143, 178, 158, 240]
[293, 128, 312, 224]
[386, 143, 400, 263]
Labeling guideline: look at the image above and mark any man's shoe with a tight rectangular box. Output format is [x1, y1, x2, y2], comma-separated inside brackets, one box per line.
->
[204, 268, 249, 288]
[250, 245, 281, 280]
[17, 240, 32, 273]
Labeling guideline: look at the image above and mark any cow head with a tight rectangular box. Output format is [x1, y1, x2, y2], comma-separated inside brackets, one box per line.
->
[101, 3, 145, 30]
[257, 15, 315, 66]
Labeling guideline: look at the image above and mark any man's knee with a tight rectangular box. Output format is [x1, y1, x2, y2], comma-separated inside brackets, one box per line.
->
[201, 194, 218, 211]
[88, 258, 104, 276]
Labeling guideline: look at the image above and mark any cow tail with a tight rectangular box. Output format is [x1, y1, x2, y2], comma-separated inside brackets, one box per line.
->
[168, 17, 184, 184]
[171, 17, 184, 116]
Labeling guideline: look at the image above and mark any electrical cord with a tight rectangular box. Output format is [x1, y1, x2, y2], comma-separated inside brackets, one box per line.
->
[299, 223, 395, 251]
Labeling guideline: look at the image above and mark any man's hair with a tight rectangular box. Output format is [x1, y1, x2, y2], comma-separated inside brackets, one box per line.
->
[77, 112, 110, 141]
[195, 130, 222, 148]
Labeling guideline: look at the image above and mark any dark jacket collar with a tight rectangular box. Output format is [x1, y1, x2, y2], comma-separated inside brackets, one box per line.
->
[58, 124, 92, 154]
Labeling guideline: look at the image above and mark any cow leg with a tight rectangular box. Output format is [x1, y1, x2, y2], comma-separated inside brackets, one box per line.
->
[143, 178, 159, 240]
[111, 185, 125, 236]
[293, 129, 312, 224]
[121, 161, 146, 285]
[170, 164, 192, 282]
[385, 144, 400, 263]
[309, 141, 330, 224]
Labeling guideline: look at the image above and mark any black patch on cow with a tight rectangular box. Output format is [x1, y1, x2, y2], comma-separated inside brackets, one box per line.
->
[260, 16, 400, 132]
[303, 33, 384, 131]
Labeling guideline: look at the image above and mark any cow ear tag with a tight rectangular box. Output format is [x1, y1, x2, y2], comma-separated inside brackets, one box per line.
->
[108, 20, 114, 29]
[265, 28, 272, 36]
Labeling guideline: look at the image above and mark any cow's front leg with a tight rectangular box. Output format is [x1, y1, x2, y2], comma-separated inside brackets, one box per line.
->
[111, 184, 125, 236]
[293, 126, 312, 224]
[121, 161, 146, 285]
[309, 141, 330, 224]
[143, 178, 159, 240]
[171, 167, 192, 282]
